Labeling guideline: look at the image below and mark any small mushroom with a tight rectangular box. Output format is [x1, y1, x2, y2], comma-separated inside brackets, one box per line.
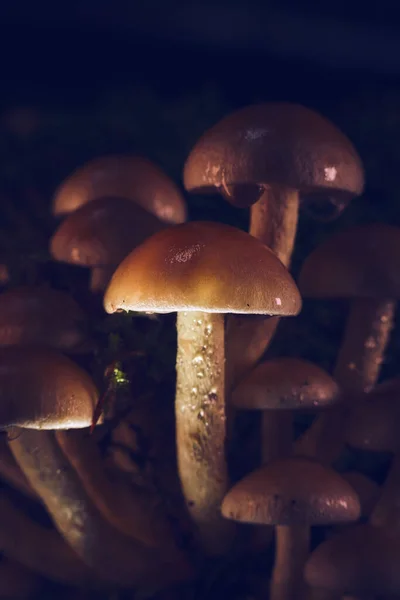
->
[50, 196, 165, 292]
[52, 154, 187, 224]
[231, 358, 340, 463]
[0, 285, 90, 353]
[104, 221, 301, 555]
[184, 103, 364, 383]
[222, 457, 360, 600]
[296, 224, 400, 464]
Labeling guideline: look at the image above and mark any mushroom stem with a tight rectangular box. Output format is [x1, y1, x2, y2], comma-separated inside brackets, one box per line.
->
[9, 430, 192, 588]
[270, 523, 310, 600]
[261, 411, 293, 464]
[227, 187, 300, 385]
[295, 299, 395, 465]
[176, 310, 233, 555]
[89, 266, 116, 293]
[370, 453, 400, 529]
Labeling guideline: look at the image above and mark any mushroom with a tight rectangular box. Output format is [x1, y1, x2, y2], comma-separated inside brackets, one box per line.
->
[104, 221, 301, 555]
[50, 196, 164, 292]
[184, 103, 364, 383]
[305, 524, 400, 597]
[231, 358, 340, 463]
[340, 472, 379, 522]
[0, 438, 37, 500]
[221, 457, 360, 600]
[296, 223, 400, 464]
[52, 154, 187, 224]
[0, 285, 90, 353]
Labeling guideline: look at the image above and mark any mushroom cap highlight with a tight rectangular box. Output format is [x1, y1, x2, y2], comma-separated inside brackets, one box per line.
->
[50, 196, 164, 269]
[184, 103, 364, 206]
[299, 223, 400, 299]
[221, 457, 360, 525]
[231, 358, 339, 410]
[0, 347, 98, 429]
[104, 221, 302, 315]
[52, 155, 187, 223]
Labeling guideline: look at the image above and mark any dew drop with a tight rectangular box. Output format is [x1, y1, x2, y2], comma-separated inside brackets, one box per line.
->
[365, 337, 376, 349]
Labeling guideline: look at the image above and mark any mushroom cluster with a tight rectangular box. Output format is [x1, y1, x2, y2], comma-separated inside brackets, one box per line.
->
[0, 104, 397, 600]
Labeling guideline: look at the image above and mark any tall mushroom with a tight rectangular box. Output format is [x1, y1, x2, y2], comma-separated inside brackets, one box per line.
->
[104, 221, 301, 555]
[296, 223, 400, 464]
[221, 457, 360, 600]
[184, 103, 364, 383]
[50, 196, 164, 292]
[52, 154, 187, 224]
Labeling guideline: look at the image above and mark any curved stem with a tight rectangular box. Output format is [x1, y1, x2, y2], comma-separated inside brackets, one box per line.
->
[9, 430, 192, 588]
[270, 524, 310, 600]
[176, 310, 233, 555]
[226, 187, 300, 386]
[56, 429, 175, 548]
[295, 299, 395, 465]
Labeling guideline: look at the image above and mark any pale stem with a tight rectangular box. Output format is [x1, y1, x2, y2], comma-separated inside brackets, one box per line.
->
[295, 299, 395, 465]
[176, 310, 233, 555]
[270, 523, 310, 600]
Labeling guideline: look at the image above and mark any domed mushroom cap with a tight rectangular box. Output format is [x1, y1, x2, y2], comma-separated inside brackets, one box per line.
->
[231, 358, 339, 410]
[299, 223, 400, 299]
[0, 347, 98, 429]
[104, 221, 302, 315]
[305, 524, 400, 595]
[0, 286, 89, 353]
[184, 103, 364, 205]
[50, 196, 164, 268]
[52, 155, 187, 224]
[341, 472, 380, 519]
[346, 377, 400, 452]
[221, 457, 360, 525]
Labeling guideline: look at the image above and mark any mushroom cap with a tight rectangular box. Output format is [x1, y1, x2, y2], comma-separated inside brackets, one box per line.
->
[305, 524, 400, 595]
[221, 457, 360, 525]
[346, 377, 400, 452]
[50, 196, 164, 268]
[231, 358, 339, 410]
[104, 221, 302, 315]
[341, 472, 380, 519]
[0, 347, 98, 429]
[184, 103, 364, 206]
[0, 286, 89, 353]
[299, 223, 400, 299]
[52, 155, 187, 223]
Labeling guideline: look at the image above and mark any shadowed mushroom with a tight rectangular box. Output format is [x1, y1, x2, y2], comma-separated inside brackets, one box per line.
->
[305, 524, 400, 597]
[0, 286, 90, 353]
[296, 224, 400, 465]
[50, 196, 165, 292]
[104, 221, 301, 555]
[222, 457, 360, 600]
[52, 155, 187, 224]
[0, 558, 42, 599]
[184, 103, 364, 384]
[0, 438, 37, 500]
[231, 358, 340, 464]
[341, 472, 380, 522]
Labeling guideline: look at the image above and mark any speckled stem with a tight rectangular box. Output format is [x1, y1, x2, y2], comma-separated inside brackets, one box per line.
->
[295, 299, 395, 465]
[270, 524, 310, 600]
[9, 430, 192, 588]
[226, 186, 299, 388]
[176, 310, 233, 555]
[89, 266, 116, 293]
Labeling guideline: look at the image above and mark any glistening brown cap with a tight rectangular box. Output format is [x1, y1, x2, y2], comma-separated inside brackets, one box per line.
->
[53, 155, 187, 223]
[0, 347, 98, 429]
[50, 196, 164, 269]
[184, 103, 364, 205]
[221, 457, 360, 525]
[104, 221, 302, 315]
[299, 223, 400, 299]
[231, 358, 339, 410]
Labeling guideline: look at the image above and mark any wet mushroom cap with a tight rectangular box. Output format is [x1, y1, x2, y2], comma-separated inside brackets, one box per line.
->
[299, 223, 400, 298]
[231, 358, 340, 410]
[221, 457, 360, 525]
[104, 221, 302, 315]
[0, 347, 98, 429]
[50, 196, 164, 268]
[0, 286, 89, 352]
[305, 524, 400, 595]
[341, 472, 380, 519]
[184, 103, 364, 206]
[52, 155, 187, 223]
